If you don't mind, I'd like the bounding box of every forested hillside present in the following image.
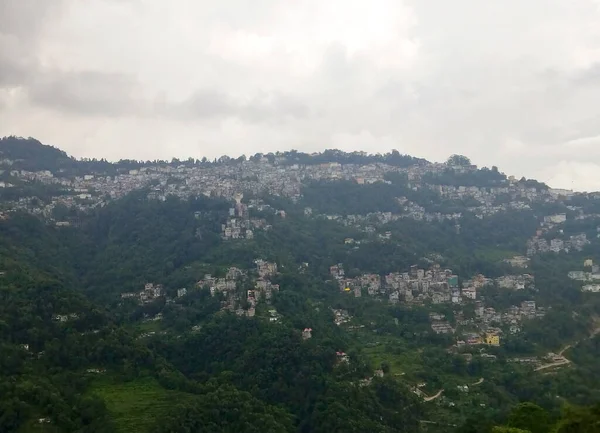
[1,137,600,432]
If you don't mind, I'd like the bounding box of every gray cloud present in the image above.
[27,70,144,117]
[0,1,63,40]
[0,31,37,87]
[164,89,309,123]
[0,0,65,84]
[0,47,31,87]
[172,89,233,119]
[572,63,600,86]
[1,0,600,190]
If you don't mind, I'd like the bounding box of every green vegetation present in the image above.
[485,402,600,433]
[1,137,599,432]
[89,377,189,433]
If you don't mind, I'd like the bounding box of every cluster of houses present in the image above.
[497,300,545,331]
[195,260,280,317]
[568,259,600,292]
[52,313,79,322]
[332,309,352,326]
[527,232,589,256]
[117,260,281,321]
[333,262,539,309]
[221,218,256,240]
[473,299,545,329]
[329,260,548,346]
[503,255,530,268]
[434,183,539,203]
[435,311,536,348]
[397,198,462,222]
[219,195,282,240]
[248,260,281,309]
[320,203,462,231]
[430,312,503,346]
[332,263,463,305]
[495,274,535,290]
[196,273,238,297]
[121,283,164,304]
[430,313,455,335]
[430,296,544,347]
[524,214,591,256]
[112,260,549,352]
[457,332,501,347]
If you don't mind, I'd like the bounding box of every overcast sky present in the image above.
[1,1,600,190]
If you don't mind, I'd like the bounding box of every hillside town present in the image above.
[117,254,551,354]
[3,147,599,324]
[0,152,596,218]
[3,141,600,428]
[2,145,600,349]
[329,261,546,348]
[2,151,599,260]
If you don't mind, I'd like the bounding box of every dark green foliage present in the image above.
[459,211,538,252]
[520,311,588,351]
[80,193,229,300]
[447,155,472,167]
[423,166,506,187]
[309,379,422,433]
[256,148,426,168]
[553,404,600,433]
[492,427,531,433]
[490,403,600,433]
[0,136,74,173]
[507,403,551,433]
[153,385,294,433]
[300,180,403,215]
[161,289,221,332]
[157,315,335,415]
[517,178,549,191]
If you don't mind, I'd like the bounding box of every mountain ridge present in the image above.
[1,135,557,192]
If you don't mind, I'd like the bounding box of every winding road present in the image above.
[534,324,600,372]
[420,377,483,402]
[423,389,444,402]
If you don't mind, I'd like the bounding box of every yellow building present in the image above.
[485,334,500,346]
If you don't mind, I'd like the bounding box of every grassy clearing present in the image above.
[473,248,520,262]
[89,376,191,433]
[133,320,163,333]
[358,334,424,379]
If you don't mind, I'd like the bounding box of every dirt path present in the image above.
[423,389,444,402]
[535,324,600,372]
[558,344,572,357]
[418,379,480,402]
[534,358,570,372]
[420,420,458,427]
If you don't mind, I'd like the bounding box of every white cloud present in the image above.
[541,161,600,192]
